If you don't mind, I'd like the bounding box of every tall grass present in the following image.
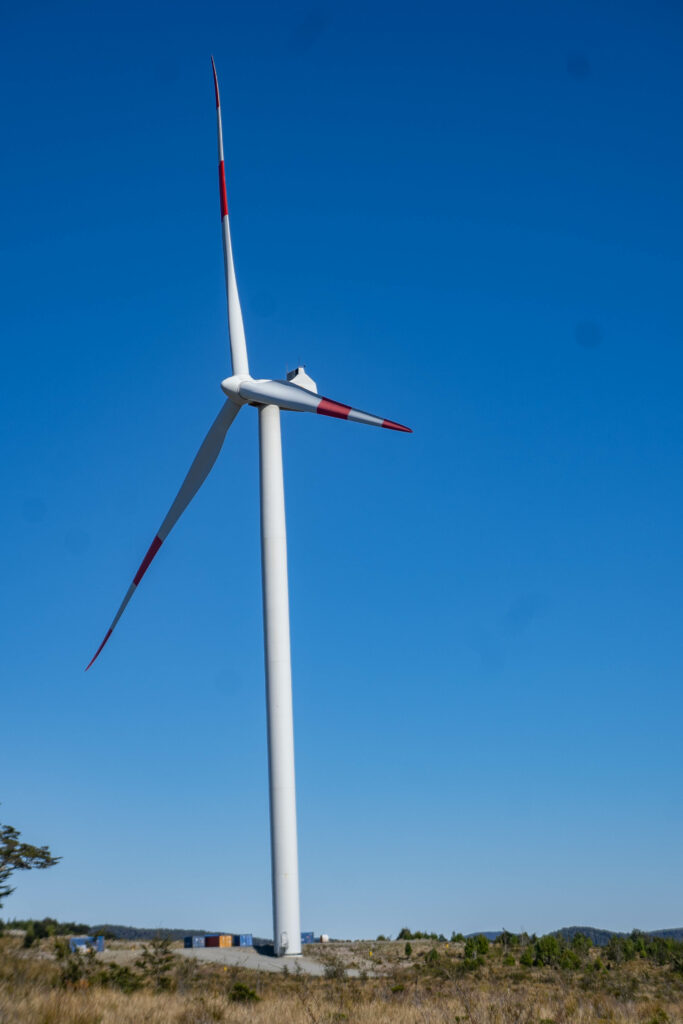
[1,936,681,1024]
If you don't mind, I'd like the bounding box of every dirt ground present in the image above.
[96,937,457,976]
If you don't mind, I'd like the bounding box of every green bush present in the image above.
[135,936,175,991]
[54,939,97,988]
[497,929,520,949]
[571,932,592,954]
[230,981,259,1003]
[465,935,489,960]
[535,935,561,966]
[95,964,142,993]
[520,947,534,967]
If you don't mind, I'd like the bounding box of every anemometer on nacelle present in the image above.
[286,366,318,394]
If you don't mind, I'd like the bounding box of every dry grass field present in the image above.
[1,933,682,1024]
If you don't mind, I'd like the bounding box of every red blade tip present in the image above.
[382,420,412,432]
[85,628,112,671]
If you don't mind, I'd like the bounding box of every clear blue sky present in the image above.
[2,0,682,939]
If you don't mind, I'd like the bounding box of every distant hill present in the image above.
[84,923,683,945]
[553,926,615,947]
[554,926,683,947]
[464,926,683,947]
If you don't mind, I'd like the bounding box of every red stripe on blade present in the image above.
[211,57,220,108]
[86,628,113,671]
[133,535,163,586]
[382,419,412,432]
[218,160,228,217]
[317,398,351,420]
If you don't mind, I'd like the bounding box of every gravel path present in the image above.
[177,945,332,975]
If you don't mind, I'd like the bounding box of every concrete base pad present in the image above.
[177,945,329,975]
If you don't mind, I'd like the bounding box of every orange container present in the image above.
[218,934,233,948]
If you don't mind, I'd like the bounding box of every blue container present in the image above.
[301,932,314,944]
[233,934,253,947]
[69,936,93,952]
[185,935,206,948]
[95,936,105,952]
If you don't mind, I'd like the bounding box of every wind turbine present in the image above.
[87,59,411,957]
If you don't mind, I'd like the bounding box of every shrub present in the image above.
[464,935,489,961]
[95,963,142,993]
[535,935,561,966]
[520,947,534,967]
[135,936,175,991]
[54,938,97,988]
[230,981,259,1002]
[571,932,593,955]
[497,929,520,949]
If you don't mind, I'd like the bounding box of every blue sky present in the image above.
[2,0,682,939]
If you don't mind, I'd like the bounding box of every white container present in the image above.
[320,934,329,943]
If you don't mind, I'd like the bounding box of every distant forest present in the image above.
[2,919,682,946]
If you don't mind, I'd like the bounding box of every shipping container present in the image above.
[184,935,206,948]
[218,934,232,947]
[232,934,253,947]
[301,932,314,944]
[205,935,220,947]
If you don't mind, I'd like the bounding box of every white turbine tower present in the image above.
[87,59,411,957]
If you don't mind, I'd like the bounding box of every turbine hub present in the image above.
[220,374,251,403]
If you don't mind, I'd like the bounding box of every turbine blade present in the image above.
[238,378,412,432]
[212,57,249,377]
[86,399,241,669]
